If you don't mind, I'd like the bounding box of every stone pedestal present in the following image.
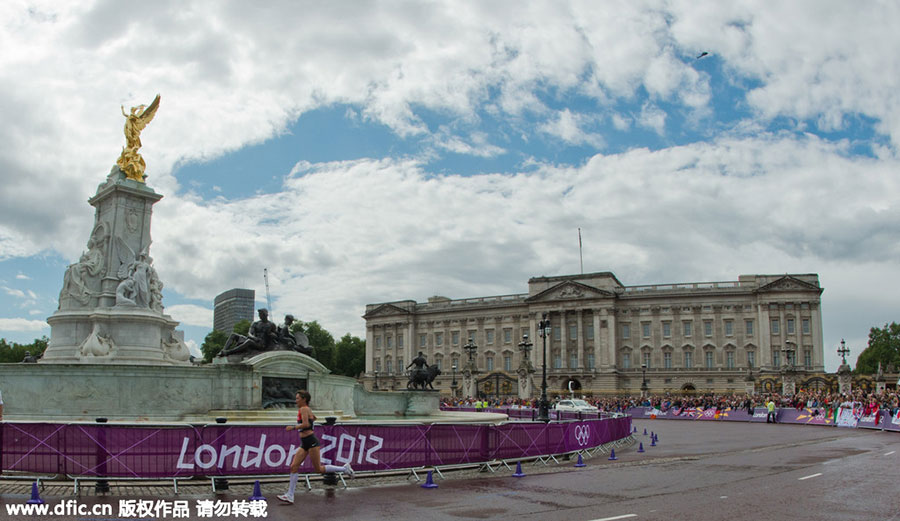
[462,370,477,399]
[781,372,796,396]
[43,167,189,365]
[838,364,852,394]
[517,364,535,399]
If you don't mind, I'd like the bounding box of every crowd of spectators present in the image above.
[441,389,900,421]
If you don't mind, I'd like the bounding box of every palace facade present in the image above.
[363,272,826,397]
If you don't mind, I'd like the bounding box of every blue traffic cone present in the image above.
[637,442,645,453]
[633,426,637,433]
[512,461,526,478]
[654,433,659,442]
[574,453,586,467]
[608,449,618,461]
[421,470,438,489]
[249,479,265,501]
[643,428,648,435]
[651,436,656,447]
[26,482,44,504]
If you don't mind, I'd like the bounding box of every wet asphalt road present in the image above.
[2,420,897,521]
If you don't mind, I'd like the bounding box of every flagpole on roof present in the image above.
[578,228,583,274]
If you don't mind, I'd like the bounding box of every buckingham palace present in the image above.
[362,271,826,398]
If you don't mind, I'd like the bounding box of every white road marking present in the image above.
[798,473,822,481]
[590,515,638,521]
[720,496,728,499]
[885,451,896,456]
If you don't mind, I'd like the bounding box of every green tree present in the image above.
[333,333,366,377]
[855,322,900,374]
[201,329,229,362]
[0,336,49,363]
[291,320,335,370]
[232,319,251,336]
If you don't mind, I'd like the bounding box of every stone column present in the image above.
[607,311,617,369]
[576,311,584,370]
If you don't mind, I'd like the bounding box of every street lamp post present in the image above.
[373,370,379,391]
[464,338,478,398]
[837,339,850,364]
[537,313,552,422]
[640,363,648,400]
[451,363,458,398]
[517,333,533,363]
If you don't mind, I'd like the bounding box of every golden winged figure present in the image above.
[116,94,160,182]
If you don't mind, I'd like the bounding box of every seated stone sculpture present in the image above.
[218,308,278,358]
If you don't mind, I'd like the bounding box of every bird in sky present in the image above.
[697,51,709,59]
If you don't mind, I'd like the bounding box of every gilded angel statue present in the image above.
[116,94,160,182]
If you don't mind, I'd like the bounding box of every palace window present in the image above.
[435,332,443,346]
[705,351,714,369]
[642,323,651,338]
[486,356,494,371]
[586,325,594,340]
[685,351,693,368]
[386,336,393,348]
[663,322,671,338]
[787,319,795,334]
[623,353,631,369]
[664,352,672,369]
[704,321,713,337]
[375,359,381,372]
[683,321,692,337]
[802,319,810,335]
[451,331,459,345]
[726,351,735,369]
[375,336,382,349]
[622,324,631,339]
[553,326,561,341]
[397,334,403,348]
[773,350,781,366]
[486,329,494,344]
[504,355,511,371]
[804,350,812,368]
[747,351,755,368]
[724,320,733,336]
[419,334,426,348]
[771,319,780,334]
[745,320,753,335]
[569,325,577,340]
[642,352,651,368]
[569,354,577,369]
[386,360,393,374]
[504,329,512,343]
[553,355,562,369]
[434,357,442,370]
[397,357,403,370]
[587,353,595,369]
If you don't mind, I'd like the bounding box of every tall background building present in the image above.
[214,288,256,333]
[363,272,826,397]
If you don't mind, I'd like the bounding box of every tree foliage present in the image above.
[0,336,49,363]
[855,322,900,374]
[291,320,335,370]
[201,329,229,362]
[232,319,251,336]
[333,333,366,377]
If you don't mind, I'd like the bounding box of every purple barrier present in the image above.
[1,416,631,477]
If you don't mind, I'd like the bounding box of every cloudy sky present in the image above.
[1,0,898,371]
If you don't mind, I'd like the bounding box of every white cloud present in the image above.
[3,287,25,299]
[0,318,48,332]
[538,109,605,148]
[15,273,30,280]
[638,102,667,134]
[165,304,213,328]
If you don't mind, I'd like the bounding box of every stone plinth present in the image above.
[44,167,190,365]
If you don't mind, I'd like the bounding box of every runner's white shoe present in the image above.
[344,463,355,478]
[277,494,294,504]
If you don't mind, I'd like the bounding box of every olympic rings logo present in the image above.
[574,424,590,446]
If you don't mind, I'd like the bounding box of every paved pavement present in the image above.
[1,420,897,520]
